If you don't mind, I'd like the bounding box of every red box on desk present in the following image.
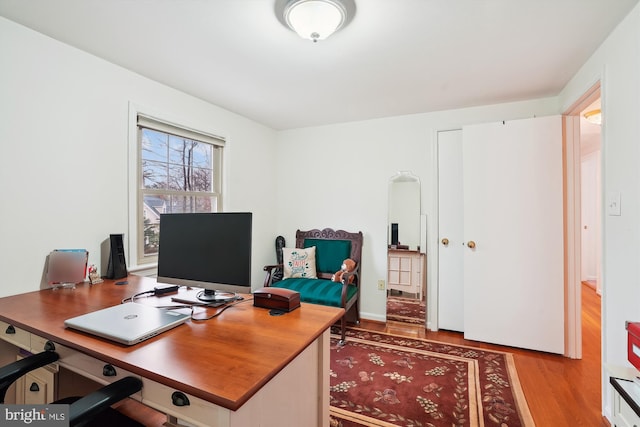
[626,321,640,371]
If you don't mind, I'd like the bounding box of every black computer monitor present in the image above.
[157,212,252,301]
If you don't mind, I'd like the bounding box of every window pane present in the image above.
[165,164,212,192]
[167,136,212,169]
[168,195,217,213]
[192,141,212,169]
[142,194,169,256]
[142,160,168,189]
[168,136,190,165]
[192,167,212,192]
[141,129,168,162]
[167,137,195,165]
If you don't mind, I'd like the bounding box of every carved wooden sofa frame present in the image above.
[263,228,363,344]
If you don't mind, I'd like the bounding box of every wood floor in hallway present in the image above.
[364,282,607,426]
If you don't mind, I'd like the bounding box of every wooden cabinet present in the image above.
[0,320,31,350]
[611,377,640,427]
[16,363,57,404]
[387,249,425,300]
[0,324,58,405]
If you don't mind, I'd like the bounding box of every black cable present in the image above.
[123,285,183,304]
[122,287,251,319]
[190,297,253,321]
[121,290,154,304]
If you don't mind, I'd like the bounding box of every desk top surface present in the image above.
[0,276,344,410]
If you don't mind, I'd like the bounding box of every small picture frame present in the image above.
[87,264,103,285]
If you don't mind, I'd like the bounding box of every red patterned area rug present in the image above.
[386,296,426,325]
[329,328,535,427]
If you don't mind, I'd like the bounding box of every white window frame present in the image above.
[128,103,225,270]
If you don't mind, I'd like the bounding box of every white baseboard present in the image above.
[360,312,386,323]
[131,267,157,278]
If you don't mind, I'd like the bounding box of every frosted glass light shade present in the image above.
[284,0,347,42]
[583,109,602,125]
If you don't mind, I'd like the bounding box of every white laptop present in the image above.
[64,302,190,345]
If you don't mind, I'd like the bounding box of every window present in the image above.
[135,114,224,266]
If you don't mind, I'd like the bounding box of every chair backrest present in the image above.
[296,228,363,279]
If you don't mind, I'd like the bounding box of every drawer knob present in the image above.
[5,325,15,334]
[44,341,56,351]
[29,382,40,392]
[103,364,117,377]
[171,391,190,407]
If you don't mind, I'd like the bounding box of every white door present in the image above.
[437,130,465,332]
[462,116,564,353]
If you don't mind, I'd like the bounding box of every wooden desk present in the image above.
[0,276,344,426]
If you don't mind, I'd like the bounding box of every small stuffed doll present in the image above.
[331,258,356,284]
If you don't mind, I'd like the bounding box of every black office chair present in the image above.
[0,350,144,427]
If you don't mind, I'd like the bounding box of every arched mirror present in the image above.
[388,171,421,249]
[386,171,426,325]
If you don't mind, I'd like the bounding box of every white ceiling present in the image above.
[1,0,637,130]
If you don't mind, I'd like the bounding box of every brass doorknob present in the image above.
[441,238,449,246]
[467,241,476,249]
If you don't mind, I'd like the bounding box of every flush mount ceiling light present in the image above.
[584,109,602,125]
[276,0,356,42]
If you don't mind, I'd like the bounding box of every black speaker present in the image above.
[106,234,128,280]
[391,223,399,245]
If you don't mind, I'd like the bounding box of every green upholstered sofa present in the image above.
[263,228,363,344]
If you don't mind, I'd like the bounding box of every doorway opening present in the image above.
[579,97,602,296]
[564,82,602,361]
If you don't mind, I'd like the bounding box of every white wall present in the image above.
[0,17,278,297]
[558,2,640,419]
[275,97,559,322]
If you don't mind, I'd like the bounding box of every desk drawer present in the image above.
[0,321,31,350]
[30,334,58,353]
[15,355,57,405]
[53,344,140,397]
[615,390,640,427]
[141,378,228,427]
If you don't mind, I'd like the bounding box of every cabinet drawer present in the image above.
[388,257,400,270]
[142,378,227,427]
[616,391,640,427]
[399,257,413,272]
[0,321,31,350]
[15,355,57,404]
[54,343,140,397]
[23,372,51,404]
[30,334,57,353]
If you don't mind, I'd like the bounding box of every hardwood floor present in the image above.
[363,282,608,426]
